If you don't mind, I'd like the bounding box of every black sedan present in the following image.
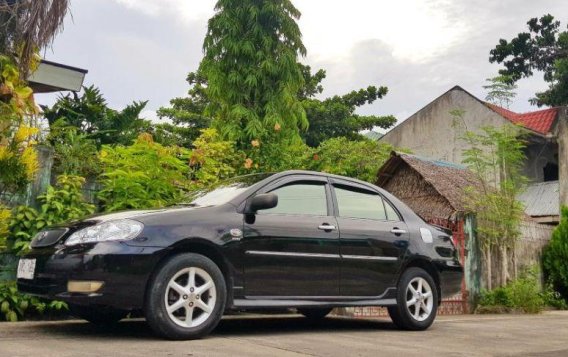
[17,170,462,340]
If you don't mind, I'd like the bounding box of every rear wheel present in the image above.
[298,307,333,320]
[388,267,438,330]
[144,253,226,340]
[69,304,127,326]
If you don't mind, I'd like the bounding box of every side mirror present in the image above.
[246,193,278,214]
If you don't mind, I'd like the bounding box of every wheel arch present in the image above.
[145,238,234,308]
[400,258,442,304]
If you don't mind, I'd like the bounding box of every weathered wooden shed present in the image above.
[376,151,483,221]
[376,151,484,313]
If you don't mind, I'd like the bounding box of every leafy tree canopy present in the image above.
[155,70,211,148]
[42,85,150,147]
[200,0,308,149]
[483,75,518,109]
[300,65,396,147]
[489,14,568,106]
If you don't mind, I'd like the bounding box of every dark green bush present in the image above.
[543,206,568,302]
[476,267,546,313]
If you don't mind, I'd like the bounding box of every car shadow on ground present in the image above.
[29,315,396,340]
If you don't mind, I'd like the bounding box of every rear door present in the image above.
[242,176,340,297]
[331,180,409,297]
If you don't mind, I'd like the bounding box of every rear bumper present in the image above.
[17,242,165,310]
[435,260,463,298]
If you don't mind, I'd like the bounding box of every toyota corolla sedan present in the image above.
[17,170,462,340]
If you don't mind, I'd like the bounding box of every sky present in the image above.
[36,0,568,131]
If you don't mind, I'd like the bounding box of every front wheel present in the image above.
[144,253,226,340]
[388,267,438,330]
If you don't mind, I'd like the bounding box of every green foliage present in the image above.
[201,0,308,151]
[155,70,212,148]
[309,137,395,183]
[0,205,10,250]
[477,267,552,314]
[483,75,518,109]
[462,125,527,288]
[98,134,190,211]
[48,125,101,177]
[188,129,241,188]
[0,55,39,199]
[0,281,67,322]
[7,175,95,255]
[300,66,396,147]
[489,14,568,106]
[543,206,568,302]
[42,85,150,148]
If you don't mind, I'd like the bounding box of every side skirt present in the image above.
[232,288,398,309]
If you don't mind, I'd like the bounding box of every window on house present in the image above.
[543,162,559,181]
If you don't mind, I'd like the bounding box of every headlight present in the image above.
[65,219,144,246]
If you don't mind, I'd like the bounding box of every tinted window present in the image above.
[334,186,387,220]
[384,199,401,221]
[261,183,328,216]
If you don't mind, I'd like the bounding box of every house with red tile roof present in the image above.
[380,86,567,224]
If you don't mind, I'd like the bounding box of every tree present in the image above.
[462,125,528,289]
[309,137,395,183]
[200,0,308,151]
[42,85,150,148]
[0,0,69,74]
[155,70,211,148]
[483,75,518,109]
[300,65,396,147]
[543,206,568,303]
[489,14,568,107]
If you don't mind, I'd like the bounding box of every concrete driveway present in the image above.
[1,311,567,356]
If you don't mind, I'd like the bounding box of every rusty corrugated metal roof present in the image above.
[517,181,560,217]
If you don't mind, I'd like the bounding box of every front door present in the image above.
[242,178,340,297]
[331,182,409,297]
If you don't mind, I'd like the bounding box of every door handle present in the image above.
[391,228,407,235]
[318,224,337,231]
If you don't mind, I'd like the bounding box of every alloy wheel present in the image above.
[164,267,217,328]
[405,277,434,322]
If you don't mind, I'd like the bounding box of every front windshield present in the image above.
[186,173,274,207]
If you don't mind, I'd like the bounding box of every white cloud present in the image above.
[297,0,469,62]
[113,0,215,22]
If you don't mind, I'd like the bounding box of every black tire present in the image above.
[298,308,333,320]
[69,304,127,326]
[388,267,438,331]
[144,253,226,340]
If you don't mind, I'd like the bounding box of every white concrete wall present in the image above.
[381,87,513,165]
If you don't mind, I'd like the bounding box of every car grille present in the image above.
[30,228,68,248]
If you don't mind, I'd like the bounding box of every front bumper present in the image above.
[17,242,166,310]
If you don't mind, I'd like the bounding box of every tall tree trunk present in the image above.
[486,246,492,290]
[500,245,509,286]
[512,242,517,280]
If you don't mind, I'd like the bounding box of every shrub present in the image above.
[0,281,67,321]
[189,129,241,188]
[476,267,546,313]
[98,133,191,211]
[0,205,10,250]
[7,175,95,255]
[309,137,395,183]
[543,206,568,302]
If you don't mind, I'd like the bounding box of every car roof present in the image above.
[267,170,376,188]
